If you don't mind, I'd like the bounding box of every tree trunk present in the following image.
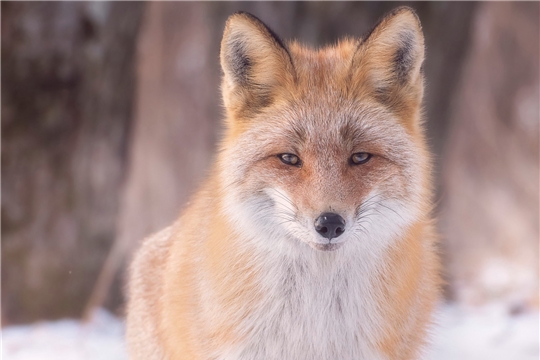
[1,2,144,323]
[440,2,539,308]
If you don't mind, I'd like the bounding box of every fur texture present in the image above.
[126,7,440,360]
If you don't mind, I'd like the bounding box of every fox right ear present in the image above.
[349,7,425,124]
[220,12,295,119]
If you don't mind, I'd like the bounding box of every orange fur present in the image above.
[376,221,440,359]
[127,7,439,359]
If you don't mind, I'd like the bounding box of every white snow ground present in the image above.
[2,303,538,360]
[427,303,539,360]
[2,309,127,360]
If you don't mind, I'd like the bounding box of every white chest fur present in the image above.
[218,247,387,360]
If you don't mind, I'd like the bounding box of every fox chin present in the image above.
[127,7,440,360]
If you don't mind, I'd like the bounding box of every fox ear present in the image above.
[350,7,425,118]
[220,12,295,118]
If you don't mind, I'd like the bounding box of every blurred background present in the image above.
[2,1,539,357]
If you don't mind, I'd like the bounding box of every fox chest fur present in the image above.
[126,7,439,360]
[206,240,400,360]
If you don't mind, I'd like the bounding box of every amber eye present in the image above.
[278,153,301,166]
[350,152,372,165]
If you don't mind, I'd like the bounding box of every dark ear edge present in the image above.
[234,11,294,67]
[350,6,425,88]
[224,11,295,85]
[360,6,421,46]
[220,11,297,118]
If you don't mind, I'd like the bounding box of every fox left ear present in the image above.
[350,7,425,121]
[220,12,295,120]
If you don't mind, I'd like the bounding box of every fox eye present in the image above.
[278,153,301,166]
[350,152,372,165]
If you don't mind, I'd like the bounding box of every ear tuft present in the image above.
[223,23,252,85]
[392,28,424,87]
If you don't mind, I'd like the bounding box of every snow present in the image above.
[427,303,539,360]
[2,309,127,360]
[2,304,538,359]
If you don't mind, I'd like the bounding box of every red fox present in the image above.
[126,7,439,360]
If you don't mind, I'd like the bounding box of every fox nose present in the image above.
[314,213,346,239]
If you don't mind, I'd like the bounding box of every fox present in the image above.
[126,7,440,360]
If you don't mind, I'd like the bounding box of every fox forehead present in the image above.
[286,39,360,93]
[238,98,412,162]
[229,39,411,152]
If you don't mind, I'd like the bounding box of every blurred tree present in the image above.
[441,2,539,308]
[6,2,537,324]
[1,2,144,323]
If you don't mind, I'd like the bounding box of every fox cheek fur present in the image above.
[126,7,439,360]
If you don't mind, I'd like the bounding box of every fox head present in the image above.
[217,8,431,255]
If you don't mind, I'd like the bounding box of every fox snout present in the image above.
[314,212,346,240]
[310,212,348,251]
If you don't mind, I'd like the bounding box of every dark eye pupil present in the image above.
[352,152,371,164]
[280,153,299,165]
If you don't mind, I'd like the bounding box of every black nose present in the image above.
[315,212,346,239]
